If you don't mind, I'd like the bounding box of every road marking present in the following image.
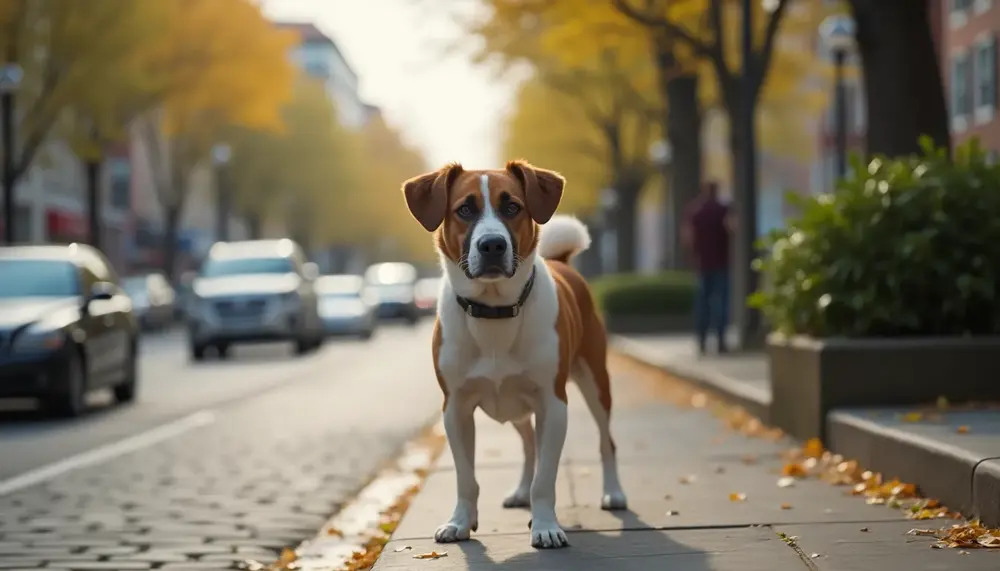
[0,410,217,496]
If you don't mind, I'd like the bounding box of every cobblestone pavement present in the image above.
[0,323,443,570]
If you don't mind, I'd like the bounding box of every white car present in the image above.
[185,239,324,360]
[316,275,378,339]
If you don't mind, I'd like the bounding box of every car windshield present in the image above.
[121,276,148,295]
[365,263,417,285]
[0,259,79,298]
[199,257,293,278]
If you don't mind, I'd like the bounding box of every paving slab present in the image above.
[393,467,575,540]
[377,527,809,571]
[566,461,910,530]
[612,333,771,420]
[773,521,1000,570]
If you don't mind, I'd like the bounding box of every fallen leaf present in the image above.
[326,527,345,537]
[907,528,937,536]
[413,551,448,560]
[394,546,413,552]
[860,527,870,532]
[780,503,793,510]
[729,492,747,502]
[781,462,807,477]
[278,548,297,564]
[803,438,824,458]
[715,466,726,474]
[957,425,970,434]
[691,393,708,408]
[666,510,680,516]
[901,412,924,423]
[664,494,673,500]
[679,474,697,484]
[741,454,758,465]
[810,553,820,559]
[777,477,796,488]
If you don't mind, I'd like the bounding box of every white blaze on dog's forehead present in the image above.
[479,174,493,214]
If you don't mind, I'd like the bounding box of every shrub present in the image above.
[750,138,1000,338]
[591,271,696,317]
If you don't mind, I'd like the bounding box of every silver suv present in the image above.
[186,239,323,361]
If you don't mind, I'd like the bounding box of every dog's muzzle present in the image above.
[473,234,512,278]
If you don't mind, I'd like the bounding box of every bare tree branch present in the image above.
[754,0,791,99]
[610,0,716,60]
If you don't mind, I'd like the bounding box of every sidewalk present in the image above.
[371,356,996,570]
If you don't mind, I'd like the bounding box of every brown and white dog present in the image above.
[401,160,627,549]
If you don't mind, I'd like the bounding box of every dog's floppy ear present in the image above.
[401,163,464,232]
[505,159,564,224]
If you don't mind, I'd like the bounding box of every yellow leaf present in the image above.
[780,503,793,510]
[901,412,924,423]
[957,425,970,434]
[278,547,297,563]
[729,492,747,502]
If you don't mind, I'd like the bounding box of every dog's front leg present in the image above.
[435,395,479,543]
[528,392,569,548]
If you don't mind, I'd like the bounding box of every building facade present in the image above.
[943,0,999,159]
[277,22,368,130]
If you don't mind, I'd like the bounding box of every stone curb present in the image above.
[827,410,1000,526]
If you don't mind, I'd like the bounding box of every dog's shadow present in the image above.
[451,508,713,571]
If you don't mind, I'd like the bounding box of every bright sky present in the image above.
[261,0,519,170]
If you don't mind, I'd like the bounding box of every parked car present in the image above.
[364,262,419,325]
[414,277,441,316]
[122,272,176,331]
[0,244,139,416]
[185,239,324,361]
[315,275,377,339]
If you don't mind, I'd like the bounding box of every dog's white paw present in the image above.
[529,520,569,549]
[600,490,628,511]
[502,488,531,508]
[434,520,476,543]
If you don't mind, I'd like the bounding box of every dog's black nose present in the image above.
[477,235,507,256]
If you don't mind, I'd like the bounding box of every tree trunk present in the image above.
[613,180,642,273]
[163,205,182,283]
[850,0,950,156]
[664,74,702,270]
[247,213,262,239]
[85,159,102,250]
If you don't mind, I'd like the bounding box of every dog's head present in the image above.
[402,160,564,283]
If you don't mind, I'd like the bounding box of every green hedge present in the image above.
[750,138,1000,337]
[591,271,696,317]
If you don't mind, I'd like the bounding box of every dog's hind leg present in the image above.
[502,417,535,508]
[573,357,627,511]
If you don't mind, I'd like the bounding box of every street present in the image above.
[0,322,443,570]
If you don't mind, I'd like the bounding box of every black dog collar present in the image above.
[456,268,536,319]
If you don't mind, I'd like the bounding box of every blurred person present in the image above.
[681,180,733,355]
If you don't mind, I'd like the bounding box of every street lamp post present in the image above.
[599,187,618,275]
[212,143,232,242]
[820,15,856,181]
[648,139,674,268]
[0,63,23,244]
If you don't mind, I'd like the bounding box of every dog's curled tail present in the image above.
[538,215,592,263]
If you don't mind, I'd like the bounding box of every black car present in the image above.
[0,244,140,416]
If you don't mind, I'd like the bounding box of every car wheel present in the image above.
[358,329,373,341]
[294,336,312,356]
[216,343,231,359]
[113,343,139,404]
[191,343,207,362]
[47,348,87,418]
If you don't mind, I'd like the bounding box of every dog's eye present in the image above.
[502,202,521,217]
[456,204,475,220]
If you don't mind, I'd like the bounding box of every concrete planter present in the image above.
[767,333,1000,442]
[603,313,692,335]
